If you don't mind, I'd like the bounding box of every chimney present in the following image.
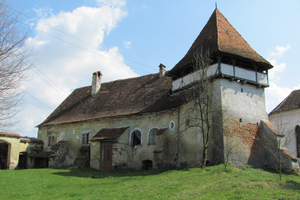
[91,71,102,96]
[159,64,166,77]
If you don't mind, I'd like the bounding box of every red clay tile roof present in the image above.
[269,89,300,115]
[38,73,183,127]
[281,148,298,161]
[169,9,272,78]
[262,120,285,137]
[90,126,129,141]
[0,132,43,143]
[0,132,20,138]
[156,128,168,135]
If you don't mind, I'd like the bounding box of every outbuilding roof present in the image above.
[269,89,300,115]
[0,132,20,138]
[90,126,129,141]
[261,120,285,137]
[169,9,272,78]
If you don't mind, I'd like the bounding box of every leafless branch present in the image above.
[0,1,31,130]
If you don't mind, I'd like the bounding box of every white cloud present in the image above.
[267,44,290,80]
[265,44,296,113]
[269,45,290,58]
[33,7,53,19]
[97,0,126,8]
[17,1,138,137]
[267,59,286,80]
[265,82,292,113]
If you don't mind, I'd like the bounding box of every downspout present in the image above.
[174,107,180,161]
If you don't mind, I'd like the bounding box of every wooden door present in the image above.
[100,141,112,170]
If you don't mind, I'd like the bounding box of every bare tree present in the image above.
[0,1,30,130]
[179,50,222,168]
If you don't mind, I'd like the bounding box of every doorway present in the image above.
[142,160,153,170]
[0,141,9,169]
[296,125,300,158]
[18,153,27,169]
[100,141,112,170]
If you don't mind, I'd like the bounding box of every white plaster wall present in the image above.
[172,64,218,91]
[172,63,268,91]
[269,109,300,157]
[220,63,234,76]
[235,67,256,82]
[257,72,268,85]
[216,79,268,124]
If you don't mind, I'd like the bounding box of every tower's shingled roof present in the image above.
[269,89,300,115]
[169,9,272,77]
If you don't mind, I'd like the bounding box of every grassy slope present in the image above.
[0,165,299,199]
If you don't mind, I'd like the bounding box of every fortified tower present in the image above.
[168,9,273,125]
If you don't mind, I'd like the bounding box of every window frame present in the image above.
[148,127,159,145]
[48,136,55,146]
[81,132,90,145]
[130,129,142,146]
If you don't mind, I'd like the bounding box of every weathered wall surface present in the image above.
[0,136,41,169]
[211,78,270,167]
[0,137,23,169]
[90,141,100,170]
[217,78,268,125]
[37,74,277,170]
[39,109,182,170]
[269,109,300,157]
[259,120,298,172]
[177,101,213,168]
[223,121,264,166]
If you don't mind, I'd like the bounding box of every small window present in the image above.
[82,133,89,145]
[131,130,142,146]
[48,136,54,146]
[169,121,175,130]
[148,128,158,145]
[186,119,190,126]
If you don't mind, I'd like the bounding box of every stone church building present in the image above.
[37,9,297,171]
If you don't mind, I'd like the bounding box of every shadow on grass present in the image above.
[52,168,172,179]
[283,180,300,191]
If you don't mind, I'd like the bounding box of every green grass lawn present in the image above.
[0,164,299,199]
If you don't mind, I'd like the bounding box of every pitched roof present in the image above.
[269,89,300,115]
[261,120,285,137]
[90,126,129,141]
[281,148,298,161]
[0,131,20,138]
[169,9,272,77]
[38,73,183,127]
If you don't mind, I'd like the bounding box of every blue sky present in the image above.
[8,0,300,137]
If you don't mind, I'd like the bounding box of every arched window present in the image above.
[131,129,142,146]
[148,128,158,145]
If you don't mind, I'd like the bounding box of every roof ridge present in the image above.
[269,94,290,115]
[216,9,268,63]
[169,8,272,77]
[269,89,300,115]
[215,8,220,52]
